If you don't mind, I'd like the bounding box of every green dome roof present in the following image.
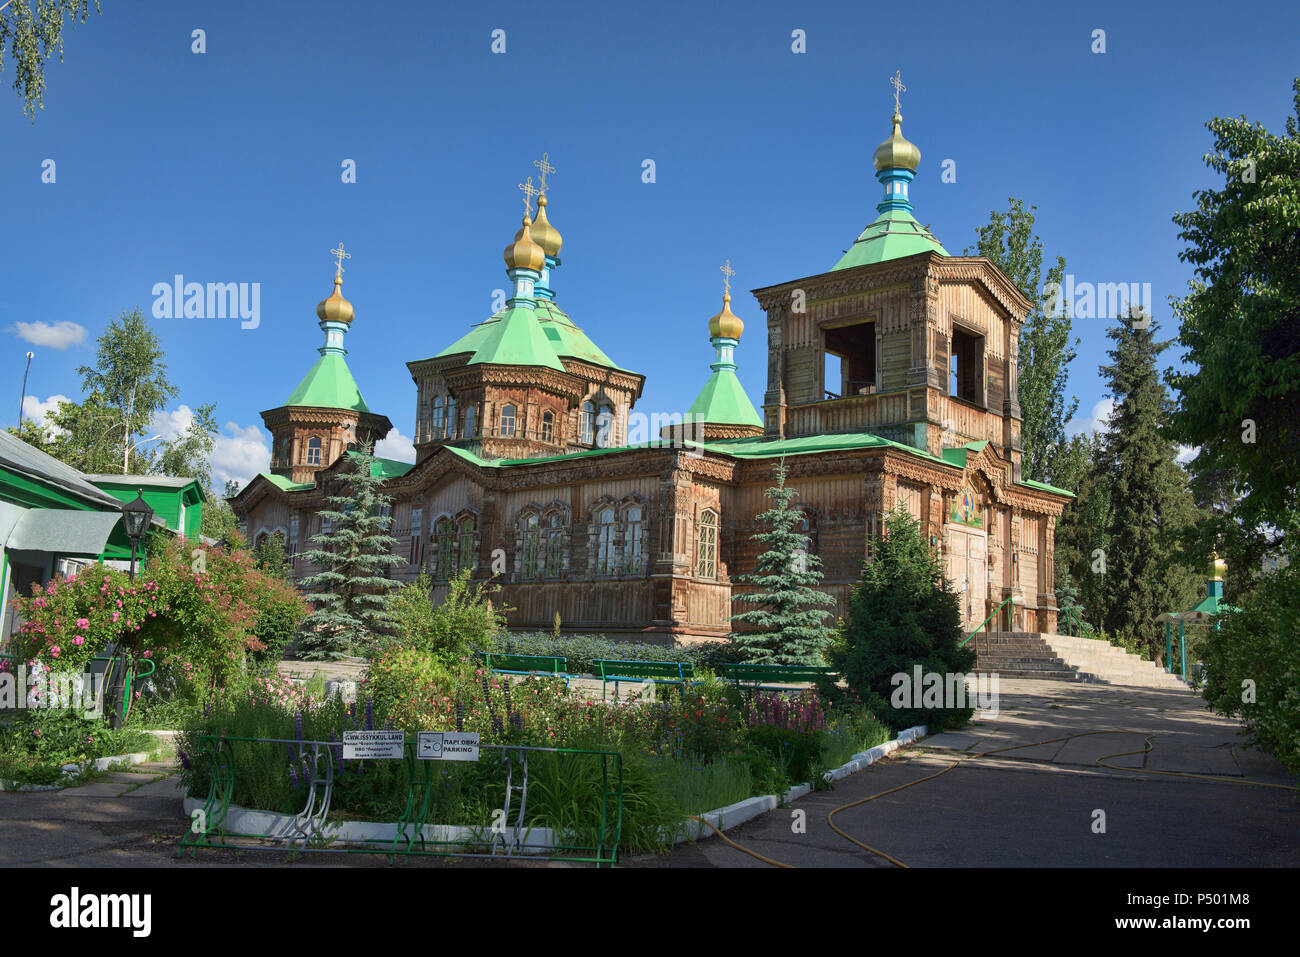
[284,353,371,412]
[432,299,629,372]
[686,368,762,428]
[831,208,948,271]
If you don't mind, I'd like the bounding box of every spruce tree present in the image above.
[727,463,836,665]
[1096,312,1202,657]
[833,506,974,732]
[295,443,402,660]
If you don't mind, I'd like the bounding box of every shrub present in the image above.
[365,648,456,733]
[833,506,975,733]
[1201,554,1300,777]
[387,570,509,665]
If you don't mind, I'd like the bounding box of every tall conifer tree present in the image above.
[296,443,402,660]
[1095,313,1201,656]
[727,463,836,665]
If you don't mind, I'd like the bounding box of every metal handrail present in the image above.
[959,595,1015,656]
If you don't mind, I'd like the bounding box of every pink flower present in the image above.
[73,636,85,646]
[76,618,89,629]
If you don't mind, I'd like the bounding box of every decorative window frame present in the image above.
[696,506,719,580]
[306,435,323,466]
[453,507,480,575]
[542,502,570,579]
[432,512,455,580]
[586,496,619,578]
[619,494,649,577]
[513,504,544,582]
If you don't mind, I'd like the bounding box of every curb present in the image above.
[677,724,927,844]
[180,796,558,854]
[0,750,151,792]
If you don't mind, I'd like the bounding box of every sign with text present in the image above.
[342,731,404,760]
[417,731,480,762]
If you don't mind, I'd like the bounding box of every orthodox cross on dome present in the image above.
[720,259,735,296]
[890,70,906,114]
[330,242,350,278]
[518,176,539,215]
[533,152,556,194]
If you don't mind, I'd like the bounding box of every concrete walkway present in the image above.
[628,678,1299,868]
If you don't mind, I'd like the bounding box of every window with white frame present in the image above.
[697,509,718,578]
[500,404,517,438]
[595,507,616,574]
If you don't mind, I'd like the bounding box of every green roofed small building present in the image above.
[0,431,171,643]
[233,93,1073,639]
[84,475,206,541]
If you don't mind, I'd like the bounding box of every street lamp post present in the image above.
[17,351,33,429]
[120,489,154,581]
[110,490,153,727]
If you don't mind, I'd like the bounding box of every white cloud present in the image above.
[210,421,270,491]
[1175,445,1198,465]
[9,320,88,350]
[1068,397,1115,437]
[150,405,195,442]
[21,393,71,437]
[375,428,415,463]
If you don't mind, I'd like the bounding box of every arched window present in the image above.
[541,410,554,443]
[446,397,457,438]
[432,396,445,439]
[456,516,476,572]
[306,436,322,465]
[624,505,644,574]
[596,507,616,575]
[435,518,453,579]
[595,405,615,448]
[545,513,565,577]
[500,404,517,438]
[521,513,540,579]
[463,404,477,438]
[697,509,718,579]
[580,401,595,444]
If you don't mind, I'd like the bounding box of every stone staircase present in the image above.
[974,631,1190,690]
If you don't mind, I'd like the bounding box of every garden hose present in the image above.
[695,729,1300,869]
[686,814,795,868]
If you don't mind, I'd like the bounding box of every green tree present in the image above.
[966,198,1079,484]
[832,506,974,733]
[153,402,218,488]
[295,443,401,660]
[1096,313,1202,657]
[1053,433,1112,629]
[199,480,242,543]
[1200,548,1300,777]
[726,463,836,665]
[0,0,100,120]
[253,529,291,581]
[1169,78,1300,549]
[76,309,178,474]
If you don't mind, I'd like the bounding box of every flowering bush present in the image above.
[744,691,830,784]
[6,536,307,715]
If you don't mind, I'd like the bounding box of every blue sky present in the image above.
[3,0,1297,488]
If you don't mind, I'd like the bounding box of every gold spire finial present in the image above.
[890,70,906,115]
[720,259,736,298]
[330,242,350,279]
[533,152,556,194]
[518,176,540,216]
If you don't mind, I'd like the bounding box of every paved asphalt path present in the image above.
[1,678,1294,868]
[629,678,1300,868]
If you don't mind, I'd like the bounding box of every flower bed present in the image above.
[178,662,890,854]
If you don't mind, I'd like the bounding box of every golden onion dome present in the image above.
[316,276,354,324]
[873,111,922,172]
[529,193,563,257]
[708,293,744,340]
[504,211,546,272]
[1210,553,1228,581]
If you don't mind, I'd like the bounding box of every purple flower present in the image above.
[178,749,191,770]
[289,762,299,788]
[365,698,374,732]
[455,698,464,733]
